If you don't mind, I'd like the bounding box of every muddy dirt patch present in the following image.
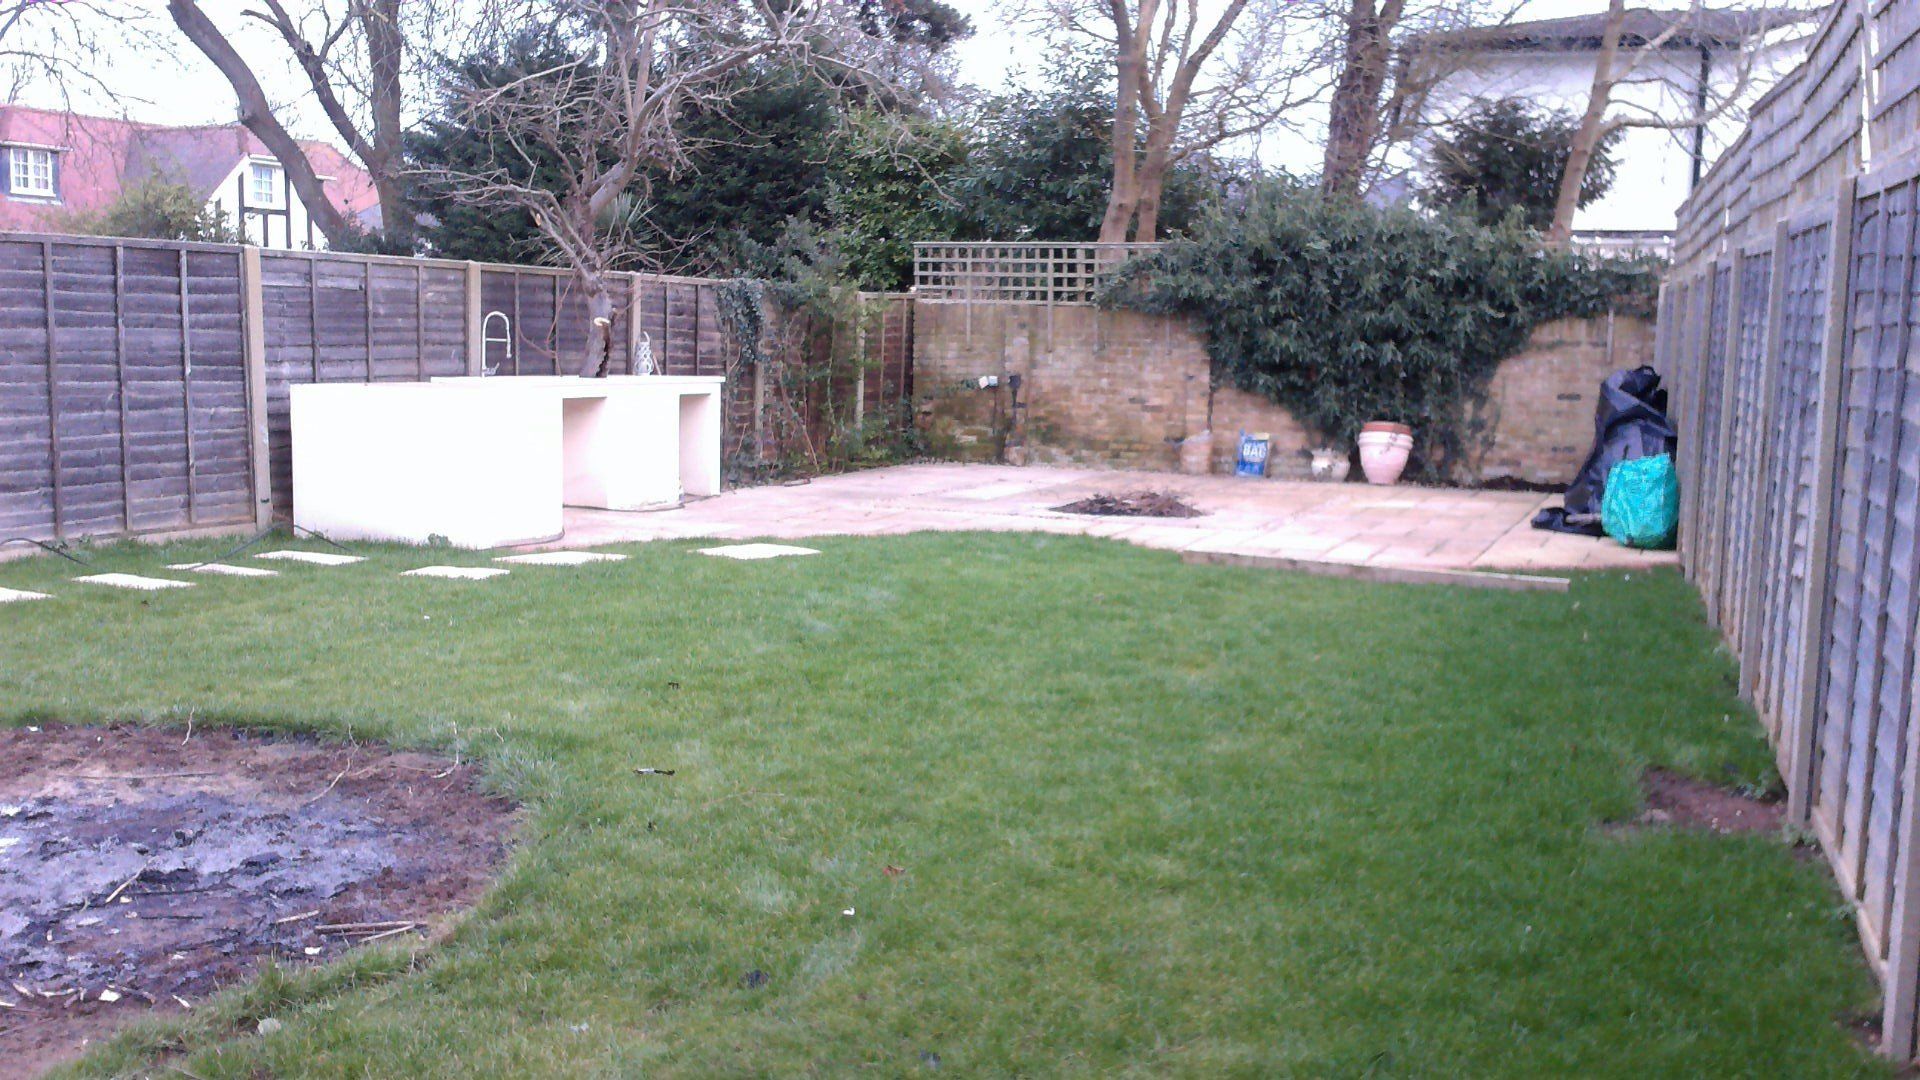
[0,723,516,1077]
[1625,767,1783,834]
[1053,491,1203,518]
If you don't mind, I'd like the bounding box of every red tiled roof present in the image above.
[0,105,378,230]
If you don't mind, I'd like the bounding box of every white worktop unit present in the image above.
[291,375,724,548]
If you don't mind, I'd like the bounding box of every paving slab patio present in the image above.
[536,463,1673,579]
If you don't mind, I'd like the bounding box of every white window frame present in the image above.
[248,160,283,209]
[8,147,56,198]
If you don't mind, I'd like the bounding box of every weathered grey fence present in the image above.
[1658,0,1920,1059]
[2,233,910,543]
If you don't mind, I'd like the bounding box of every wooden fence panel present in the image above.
[1756,219,1835,729]
[259,253,471,518]
[0,236,250,541]
[1722,249,1775,641]
[1,235,915,538]
[1696,266,1733,604]
[1661,0,1920,1055]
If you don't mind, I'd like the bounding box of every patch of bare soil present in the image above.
[1624,767,1783,834]
[1053,491,1203,518]
[0,723,517,1078]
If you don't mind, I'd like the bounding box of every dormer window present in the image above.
[249,160,282,208]
[8,146,57,198]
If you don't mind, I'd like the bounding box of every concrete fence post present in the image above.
[240,245,272,528]
[464,261,483,376]
[628,274,642,374]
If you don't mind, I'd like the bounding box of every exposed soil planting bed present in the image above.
[1630,767,1783,834]
[1053,491,1203,518]
[0,723,516,1076]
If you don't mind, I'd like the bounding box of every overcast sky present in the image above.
[11,0,1649,175]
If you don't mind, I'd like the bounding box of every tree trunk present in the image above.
[580,279,617,377]
[1321,0,1399,198]
[361,0,412,250]
[1100,27,1146,243]
[1131,122,1180,243]
[167,0,354,247]
[1549,0,1626,246]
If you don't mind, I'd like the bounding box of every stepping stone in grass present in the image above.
[697,543,821,561]
[74,573,193,591]
[494,551,627,566]
[0,586,50,603]
[402,566,510,580]
[167,563,278,578]
[254,551,363,566]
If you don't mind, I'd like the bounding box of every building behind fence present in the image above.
[0,233,911,544]
[1657,0,1920,1059]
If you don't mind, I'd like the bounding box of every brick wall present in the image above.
[914,300,1655,484]
[1467,315,1655,484]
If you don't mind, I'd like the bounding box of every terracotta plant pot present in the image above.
[1309,446,1351,482]
[1356,422,1413,485]
[1359,421,1413,437]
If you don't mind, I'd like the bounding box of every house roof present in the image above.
[0,105,378,230]
[1418,6,1818,52]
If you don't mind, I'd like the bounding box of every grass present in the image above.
[0,532,1890,1077]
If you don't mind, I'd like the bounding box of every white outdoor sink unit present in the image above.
[291,375,724,548]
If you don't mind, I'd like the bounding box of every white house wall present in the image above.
[1412,33,1808,234]
[203,157,328,251]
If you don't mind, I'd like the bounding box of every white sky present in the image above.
[8,0,1675,176]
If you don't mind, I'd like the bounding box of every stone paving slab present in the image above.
[697,543,821,560]
[255,551,364,566]
[168,563,279,578]
[536,463,1678,578]
[403,566,510,580]
[74,573,193,592]
[496,551,628,566]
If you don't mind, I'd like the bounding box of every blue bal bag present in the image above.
[1236,431,1271,477]
[1601,454,1679,549]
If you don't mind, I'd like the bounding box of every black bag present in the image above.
[1533,366,1678,537]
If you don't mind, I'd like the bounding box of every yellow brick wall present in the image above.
[914,301,1653,484]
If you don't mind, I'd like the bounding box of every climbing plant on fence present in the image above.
[1102,179,1659,479]
[715,269,922,483]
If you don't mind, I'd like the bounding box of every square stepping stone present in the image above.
[402,566,509,580]
[696,543,821,561]
[168,563,279,578]
[74,573,193,592]
[494,551,627,566]
[254,551,363,566]
[0,586,50,603]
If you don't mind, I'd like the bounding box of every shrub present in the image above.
[1421,98,1621,231]
[1102,179,1657,479]
[54,179,236,243]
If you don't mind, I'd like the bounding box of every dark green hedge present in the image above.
[1102,180,1659,479]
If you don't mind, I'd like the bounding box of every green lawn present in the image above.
[0,533,1888,1077]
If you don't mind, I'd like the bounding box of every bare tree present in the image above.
[167,1,355,244]
[418,0,873,376]
[1316,0,1515,198]
[0,1,165,109]
[236,1,416,249]
[1546,0,1768,245]
[1030,0,1318,242]
[1320,0,1404,196]
[165,0,460,249]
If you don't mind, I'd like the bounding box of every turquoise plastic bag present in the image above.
[1601,454,1679,550]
